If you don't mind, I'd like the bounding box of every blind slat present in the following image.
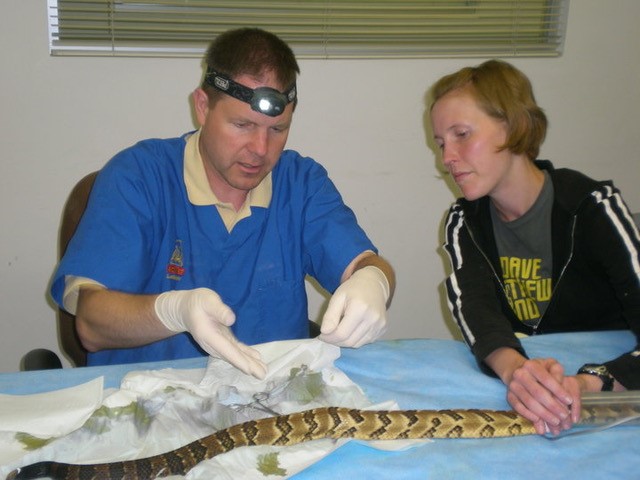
[47,0,568,58]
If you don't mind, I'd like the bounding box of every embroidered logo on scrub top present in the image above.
[166,240,185,280]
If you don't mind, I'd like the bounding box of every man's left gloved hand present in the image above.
[319,266,390,348]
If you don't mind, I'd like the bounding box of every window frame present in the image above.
[47,0,569,59]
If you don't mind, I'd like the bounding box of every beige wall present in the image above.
[1,1,639,371]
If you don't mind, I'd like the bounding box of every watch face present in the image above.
[589,365,608,375]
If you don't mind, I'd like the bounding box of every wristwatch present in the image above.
[577,363,614,391]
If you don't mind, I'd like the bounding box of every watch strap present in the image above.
[577,363,614,391]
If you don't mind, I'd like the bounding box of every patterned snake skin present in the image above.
[7,404,639,480]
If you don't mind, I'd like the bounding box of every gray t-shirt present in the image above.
[490,171,554,327]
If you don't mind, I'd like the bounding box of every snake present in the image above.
[6,404,639,480]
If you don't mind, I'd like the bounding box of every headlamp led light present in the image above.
[205,68,296,117]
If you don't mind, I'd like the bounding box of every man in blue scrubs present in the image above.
[50,28,395,378]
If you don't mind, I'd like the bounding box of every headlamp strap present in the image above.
[204,67,296,115]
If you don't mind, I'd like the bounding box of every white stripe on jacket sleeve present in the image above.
[443,206,476,346]
[592,187,640,284]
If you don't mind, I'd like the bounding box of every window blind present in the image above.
[47,0,569,58]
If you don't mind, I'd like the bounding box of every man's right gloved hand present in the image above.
[154,288,267,379]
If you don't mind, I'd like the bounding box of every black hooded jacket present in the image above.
[442,160,640,389]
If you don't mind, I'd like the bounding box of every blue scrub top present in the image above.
[50,134,376,365]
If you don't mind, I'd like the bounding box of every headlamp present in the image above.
[204,68,296,117]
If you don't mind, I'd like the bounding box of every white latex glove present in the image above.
[154,288,267,379]
[319,266,390,348]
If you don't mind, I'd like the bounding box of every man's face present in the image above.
[194,71,294,204]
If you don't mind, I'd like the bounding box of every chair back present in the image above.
[57,171,98,367]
